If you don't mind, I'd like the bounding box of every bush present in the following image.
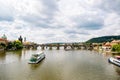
[112,44,120,52]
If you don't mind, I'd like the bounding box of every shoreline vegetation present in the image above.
[0,40,23,52]
[86,35,120,43]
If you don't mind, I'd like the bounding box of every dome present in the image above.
[1,34,7,39]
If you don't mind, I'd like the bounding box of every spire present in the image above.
[24,37,26,42]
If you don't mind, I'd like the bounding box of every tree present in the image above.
[6,40,23,50]
[0,43,6,48]
[14,40,23,49]
[6,42,14,50]
[112,44,120,52]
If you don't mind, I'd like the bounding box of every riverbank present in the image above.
[112,52,120,55]
[0,48,4,52]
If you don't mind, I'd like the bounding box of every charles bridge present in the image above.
[23,43,100,50]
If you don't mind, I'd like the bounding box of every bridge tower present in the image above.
[18,35,23,43]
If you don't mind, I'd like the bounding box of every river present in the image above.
[0,49,120,80]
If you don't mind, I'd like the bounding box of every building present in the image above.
[0,34,8,45]
[102,42,111,52]
[110,40,120,46]
[101,40,120,52]
[0,38,7,44]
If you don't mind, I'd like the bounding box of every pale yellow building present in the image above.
[110,40,120,46]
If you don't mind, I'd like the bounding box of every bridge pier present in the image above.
[77,46,81,50]
[49,47,52,50]
[56,43,60,50]
[64,44,67,50]
[41,44,45,50]
[49,44,52,50]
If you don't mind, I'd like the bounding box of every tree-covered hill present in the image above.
[86,35,120,43]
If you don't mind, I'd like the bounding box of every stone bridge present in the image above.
[24,43,96,50]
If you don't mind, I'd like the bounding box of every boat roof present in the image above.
[32,52,44,55]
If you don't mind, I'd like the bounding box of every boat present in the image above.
[108,57,120,67]
[115,56,120,59]
[28,51,45,64]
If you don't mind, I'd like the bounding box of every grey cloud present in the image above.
[99,0,120,14]
[73,14,104,30]
[44,33,55,37]
[41,0,59,17]
[0,16,14,21]
[15,26,23,29]
[40,0,59,25]
[79,20,103,30]
[64,30,89,35]
[20,0,59,28]
[0,26,3,29]
[68,34,78,39]
[20,14,51,28]
[0,2,14,21]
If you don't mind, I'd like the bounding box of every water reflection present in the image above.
[0,51,6,64]
[29,59,45,70]
[12,50,22,60]
[102,52,112,57]
[114,66,120,76]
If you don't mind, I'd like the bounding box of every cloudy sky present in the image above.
[0,0,120,43]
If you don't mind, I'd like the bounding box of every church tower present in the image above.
[18,35,23,43]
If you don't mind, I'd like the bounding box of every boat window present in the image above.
[114,60,120,64]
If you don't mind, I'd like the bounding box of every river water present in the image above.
[0,49,120,80]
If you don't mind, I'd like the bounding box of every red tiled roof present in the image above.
[104,42,111,46]
[0,38,5,41]
[0,38,8,42]
[111,40,120,43]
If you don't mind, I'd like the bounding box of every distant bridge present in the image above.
[23,43,98,50]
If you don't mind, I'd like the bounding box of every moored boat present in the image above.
[115,56,120,59]
[108,57,120,67]
[28,51,45,64]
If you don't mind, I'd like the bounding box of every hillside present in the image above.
[86,35,120,43]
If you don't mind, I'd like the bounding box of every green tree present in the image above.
[14,40,23,49]
[112,44,120,52]
[6,40,23,50]
[0,43,6,48]
[6,42,14,50]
